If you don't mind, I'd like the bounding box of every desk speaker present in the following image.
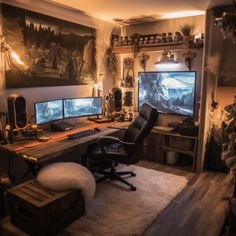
[111,87,122,112]
[7,94,27,130]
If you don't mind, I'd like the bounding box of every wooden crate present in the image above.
[7,179,85,236]
[169,136,193,150]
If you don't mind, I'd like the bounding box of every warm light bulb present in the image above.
[155,63,180,70]
[10,51,25,66]
[161,11,205,19]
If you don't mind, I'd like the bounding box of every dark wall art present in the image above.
[2,4,96,88]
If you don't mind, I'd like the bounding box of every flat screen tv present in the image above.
[35,99,63,125]
[63,97,102,118]
[138,71,196,116]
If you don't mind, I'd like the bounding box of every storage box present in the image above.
[7,179,85,236]
[169,136,193,150]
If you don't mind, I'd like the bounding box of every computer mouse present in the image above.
[94,127,101,132]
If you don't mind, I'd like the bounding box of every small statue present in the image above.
[138,53,149,71]
[143,37,149,44]
[123,36,128,46]
[128,38,133,45]
[139,37,144,45]
[111,34,119,47]
[167,32,173,43]
[155,34,162,44]
[149,36,155,44]
[118,36,123,46]
[174,31,183,42]
[161,33,167,43]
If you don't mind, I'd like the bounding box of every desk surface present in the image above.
[153,126,197,139]
[0,121,128,164]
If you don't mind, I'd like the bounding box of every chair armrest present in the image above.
[107,126,128,130]
[120,140,137,147]
[97,136,120,145]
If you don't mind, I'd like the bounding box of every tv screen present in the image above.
[139,71,196,116]
[63,97,102,118]
[35,99,63,125]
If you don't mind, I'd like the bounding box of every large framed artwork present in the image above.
[2,4,96,88]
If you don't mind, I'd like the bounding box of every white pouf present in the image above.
[37,162,96,203]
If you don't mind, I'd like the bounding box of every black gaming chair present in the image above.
[86,103,159,191]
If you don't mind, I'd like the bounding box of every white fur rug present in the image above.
[61,165,188,236]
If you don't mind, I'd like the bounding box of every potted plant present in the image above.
[179,24,194,48]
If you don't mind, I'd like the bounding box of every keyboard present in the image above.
[67,129,97,140]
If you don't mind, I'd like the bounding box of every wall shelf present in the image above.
[112,42,203,54]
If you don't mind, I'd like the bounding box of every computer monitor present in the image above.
[34,99,63,125]
[138,71,196,116]
[63,97,102,119]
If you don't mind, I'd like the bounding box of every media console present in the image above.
[142,126,198,172]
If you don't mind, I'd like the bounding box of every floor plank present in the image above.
[138,160,232,236]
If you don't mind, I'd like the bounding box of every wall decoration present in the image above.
[138,53,149,71]
[2,4,96,88]
[121,57,134,88]
[123,91,133,107]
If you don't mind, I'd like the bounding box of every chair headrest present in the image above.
[139,103,158,124]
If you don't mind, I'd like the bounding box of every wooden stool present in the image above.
[7,179,85,236]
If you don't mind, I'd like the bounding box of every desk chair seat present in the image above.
[86,103,159,191]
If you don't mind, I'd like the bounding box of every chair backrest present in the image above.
[123,103,159,144]
[122,103,158,164]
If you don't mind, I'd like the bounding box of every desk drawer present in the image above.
[169,136,193,150]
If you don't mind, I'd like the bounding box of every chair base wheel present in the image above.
[131,186,136,191]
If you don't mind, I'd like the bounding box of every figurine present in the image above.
[139,37,144,45]
[118,36,123,46]
[144,37,149,44]
[149,36,155,44]
[128,38,133,45]
[174,31,183,42]
[123,36,128,46]
[161,33,167,43]
[155,34,162,44]
[167,32,173,43]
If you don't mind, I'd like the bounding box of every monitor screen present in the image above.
[35,99,63,125]
[63,97,102,118]
[138,71,196,116]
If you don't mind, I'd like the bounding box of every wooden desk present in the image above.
[143,126,198,172]
[0,121,126,166]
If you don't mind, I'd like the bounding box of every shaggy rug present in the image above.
[60,165,188,236]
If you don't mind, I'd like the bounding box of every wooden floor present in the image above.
[1,160,232,236]
[138,160,232,236]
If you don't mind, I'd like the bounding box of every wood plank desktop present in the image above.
[0,121,128,164]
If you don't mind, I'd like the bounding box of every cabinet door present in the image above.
[142,133,164,163]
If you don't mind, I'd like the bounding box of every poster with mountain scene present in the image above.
[2,4,96,88]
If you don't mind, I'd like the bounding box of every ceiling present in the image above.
[46,0,233,25]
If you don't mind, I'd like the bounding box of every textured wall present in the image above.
[0,0,118,119]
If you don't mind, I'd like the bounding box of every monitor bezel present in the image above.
[34,99,64,125]
[138,71,197,117]
[63,96,103,119]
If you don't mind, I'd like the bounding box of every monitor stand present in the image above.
[88,115,101,121]
[87,115,113,123]
[50,120,74,132]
